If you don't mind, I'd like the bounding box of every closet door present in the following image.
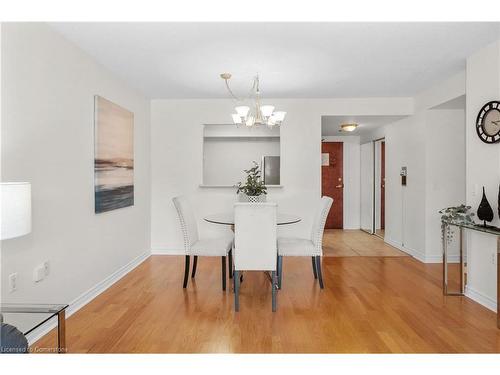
[360,142,374,234]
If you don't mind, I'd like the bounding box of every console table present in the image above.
[441,220,500,328]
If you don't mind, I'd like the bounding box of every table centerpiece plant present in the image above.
[236,161,267,203]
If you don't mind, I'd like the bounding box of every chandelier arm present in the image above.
[223,79,241,101]
[224,76,259,102]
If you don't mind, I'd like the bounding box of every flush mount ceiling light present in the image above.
[339,123,358,132]
[220,72,286,128]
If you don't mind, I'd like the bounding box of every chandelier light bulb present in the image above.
[267,115,277,127]
[273,111,286,122]
[232,114,242,124]
[245,115,255,127]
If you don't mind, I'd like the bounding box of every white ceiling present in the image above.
[49,22,500,99]
[322,115,407,136]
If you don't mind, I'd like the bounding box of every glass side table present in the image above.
[0,303,69,353]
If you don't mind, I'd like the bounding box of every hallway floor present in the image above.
[322,229,408,257]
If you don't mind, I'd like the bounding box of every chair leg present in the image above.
[191,256,198,278]
[228,249,233,279]
[272,271,277,312]
[222,256,227,291]
[183,255,190,288]
[315,256,324,289]
[312,256,318,279]
[234,270,240,312]
[277,256,283,289]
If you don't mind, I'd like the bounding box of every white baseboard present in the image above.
[26,250,151,345]
[384,238,425,262]
[384,238,460,263]
[465,286,497,312]
[151,247,184,255]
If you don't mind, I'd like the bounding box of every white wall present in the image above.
[464,40,500,311]
[360,142,374,232]
[362,71,467,262]
[1,24,151,307]
[151,98,412,252]
[383,114,427,259]
[321,136,360,229]
[425,108,465,261]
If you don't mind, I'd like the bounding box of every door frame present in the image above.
[360,137,386,235]
[373,137,385,239]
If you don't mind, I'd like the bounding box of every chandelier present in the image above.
[220,73,286,127]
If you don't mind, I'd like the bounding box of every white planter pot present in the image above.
[239,194,267,203]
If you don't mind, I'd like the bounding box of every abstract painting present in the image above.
[94,96,134,213]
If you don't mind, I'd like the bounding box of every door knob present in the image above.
[335,184,344,188]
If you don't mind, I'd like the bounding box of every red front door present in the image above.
[321,142,343,229]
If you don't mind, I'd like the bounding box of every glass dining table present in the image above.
[204,212,301,226]
[204,212,301,285]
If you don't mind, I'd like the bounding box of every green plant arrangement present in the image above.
[439,204,475,244]
[236,161,267,197]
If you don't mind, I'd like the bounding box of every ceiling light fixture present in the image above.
[220,73,286,128]
[340,123,358,132]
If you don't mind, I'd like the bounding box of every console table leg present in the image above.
[442,224,448,295]
[460,227,464,294]
[57,310,66,353]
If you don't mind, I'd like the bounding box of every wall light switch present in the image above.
[473,184,479,197]
[33,265,45,283]
[8,273,18,293]
[43,261,50,276]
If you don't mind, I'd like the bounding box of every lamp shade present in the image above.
[260,105,275,118]
[235,106,250,118]
[0,182,32,240]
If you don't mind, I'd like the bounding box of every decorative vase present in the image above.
[498,184,500,220]
[477,186,494,227]
[239,193,266,203]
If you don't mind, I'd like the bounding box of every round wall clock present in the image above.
[476,101,500,144]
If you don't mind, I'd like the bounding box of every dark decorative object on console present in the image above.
[498,184,500,220]
[477,186,494,227]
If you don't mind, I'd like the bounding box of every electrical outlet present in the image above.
[43,261,50,276]
[8,273,18,293]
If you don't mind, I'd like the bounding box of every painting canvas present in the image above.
[94,96,134,213]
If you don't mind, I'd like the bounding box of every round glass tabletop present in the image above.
[204,213,301,226]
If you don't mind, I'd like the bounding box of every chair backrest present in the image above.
[234,202,277,271]
[310,196,334,254]
[172,196,199,252]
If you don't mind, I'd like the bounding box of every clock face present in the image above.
[476,101,500,144]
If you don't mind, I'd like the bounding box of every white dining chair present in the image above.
[233,202,278,312]
[172,196,233,291]
[277,196,333,289]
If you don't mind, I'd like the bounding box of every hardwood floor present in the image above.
[34,254,500,353]
[323,229,407,257]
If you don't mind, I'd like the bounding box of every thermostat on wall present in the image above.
[400,166,407,186]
